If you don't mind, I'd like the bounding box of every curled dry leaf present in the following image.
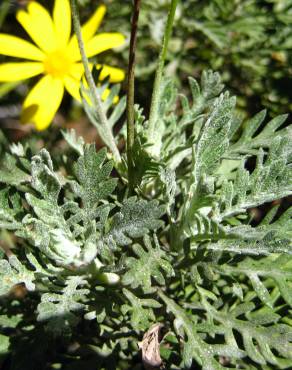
[138,323,163,369]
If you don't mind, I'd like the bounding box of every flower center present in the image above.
[43,50,72,78]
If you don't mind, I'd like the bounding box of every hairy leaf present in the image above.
[107,197,165,247]
[122,235,174,292]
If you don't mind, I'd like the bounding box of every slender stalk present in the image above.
[0,0,10,28]
[147,0,179,143]
[127,0,141,189]
[70,0,121,163]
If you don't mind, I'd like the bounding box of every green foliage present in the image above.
[0,63,291,368]
[107,198,165,247]
[216,253,292,307]
[0,189,22,230]
[37,276,89,334]
[122,288,161,330]
[81,78,126,150]
[0,2,291,368]
[218,136,291,220]
[0,255,35,296]
[0,333,9,355]
[122,235,174,292]
[0,153,30,186]
[71,145,117,220]
[103,0,292,115]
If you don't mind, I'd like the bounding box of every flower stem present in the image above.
[0,0,10,28]
[70,0,121,163]
[147,0,179,145]
[127,0,141,190]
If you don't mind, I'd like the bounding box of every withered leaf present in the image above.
[138,323,163,369]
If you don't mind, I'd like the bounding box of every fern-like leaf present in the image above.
[201,297,292,367]
[159,291,238,369]
[216,254,292,307]
[122,288,161,331]
[106,197,165,247]
[218,137,291,220]
[37,276,89,334]
[71,145,117,217]
[122,235,174,292]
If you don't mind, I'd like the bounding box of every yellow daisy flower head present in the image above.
[0,0,125,130]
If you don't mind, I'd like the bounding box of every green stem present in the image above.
[127,0,141,190]
[0,0,10,28]
[70,0,121,163]
[147,0,179,143]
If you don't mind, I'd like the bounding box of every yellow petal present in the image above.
[67,5,106,57]
[64,73,92,104]
[97,65,125,83]
[70,33,125,62]
[102,88,119,103]
[21,75,64,130]
[69,63,85,80]
[53,0,71,48]
[64,76,119,104]
[85,33,125,58]
[17,2,57,53]
[69,62,124,83]
[0,34,45,61]
[64,75,81,102]
[0,62,44,81]
[81,5,106,41]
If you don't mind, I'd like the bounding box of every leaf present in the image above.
[0,255,35,296]
[145,78,178,158]
[144,71,225,169]
[216,254,292,307]
[180,71,224,129]
[193,92,236,183]
[107,197,165,247]
[0,189,22,230]
[159,291,238,369]
[62,129,85,155]
[21,150,83,266]
[81,80,125,150]
[0,153,30,186]
[183,19,228,49]
[158,166,176,216]
[122,235,174,292]
[201,297,292,367]
[122,288,161,331]
[0,334,10,355]
[30,149,61,202]
[37,276,89,334]
[218,137,292,219]
[138,323,163,369]
[0,314,22,328]
[72,145,117,218]
[229,110,290,155]
[184,211,228,241]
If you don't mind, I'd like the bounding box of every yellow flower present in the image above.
[0,0,125,130]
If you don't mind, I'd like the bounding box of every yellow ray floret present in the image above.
[21,75,64,131]
[53,0,71,48]
[0,34,45,61]
[17,2,57,53]
[0,0,125,130]
[0,62,44,82]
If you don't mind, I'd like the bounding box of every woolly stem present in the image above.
[147,0,179,144]
[70,0,121,163]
